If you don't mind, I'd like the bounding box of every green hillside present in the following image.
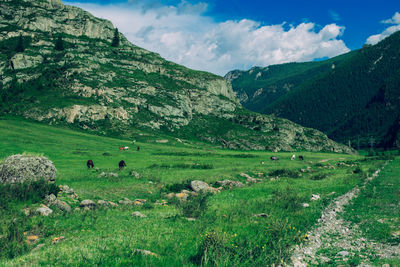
[0,118,393,266]
[227,31,400,148]
[0,0,352,153]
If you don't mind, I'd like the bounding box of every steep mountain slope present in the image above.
[226,52,356,111]
[227,32,400,148]
[0,0,352,153]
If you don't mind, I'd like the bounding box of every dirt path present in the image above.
[290,160,400,266]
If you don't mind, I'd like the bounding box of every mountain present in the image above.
[227,32,400,148]
[0,0,353,153]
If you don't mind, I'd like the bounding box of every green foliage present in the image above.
[0,216,29,260]
[310,173,327,180]
[268,168,299,178]
[0,180,59,210]
[165,180,192,193]
[175,192,211,218]
[54,35,64,51]
[15,34,24,52]
[111,28,119,47]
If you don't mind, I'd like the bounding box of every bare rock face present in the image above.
[0,154,57,184]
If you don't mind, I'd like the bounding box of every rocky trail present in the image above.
[291,160,400,266]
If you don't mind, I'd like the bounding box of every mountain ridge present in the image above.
[0,0,353,153]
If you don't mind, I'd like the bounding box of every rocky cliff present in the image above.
[0,0,354,153]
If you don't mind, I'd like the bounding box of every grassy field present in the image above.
[0,118,394,266]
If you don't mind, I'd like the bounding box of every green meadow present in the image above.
[0,118,393,266]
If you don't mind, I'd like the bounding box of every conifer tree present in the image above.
[16,34,24,52]
[55,35,64,51]
[111,28,120,47]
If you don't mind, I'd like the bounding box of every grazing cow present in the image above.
[119,147,124,151]
[124,146,129,150]
[119,160,126,170]
[291,154,296,161]
[299,155,304,161]
[137,146,140,151]
[87,160,94,168]
[270,156,279,161]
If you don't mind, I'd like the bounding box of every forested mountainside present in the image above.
[227,31,400,148]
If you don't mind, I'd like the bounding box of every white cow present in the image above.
[291,154,296,160]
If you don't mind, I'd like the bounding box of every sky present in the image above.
[63,0,400,75]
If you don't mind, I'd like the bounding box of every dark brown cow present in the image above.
[87,160,94,168]
[299,155,304,161]
[137,146,140,151]
[119,160,126,170]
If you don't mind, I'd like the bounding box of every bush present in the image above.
[310,173,327,180]
[176,192,211,218]
[165,180,192,193]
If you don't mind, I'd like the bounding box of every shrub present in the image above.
[165,180,192,193]
[176,192,211,218]
[310,173,327,180]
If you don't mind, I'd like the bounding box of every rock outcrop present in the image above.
[0,0,354,153]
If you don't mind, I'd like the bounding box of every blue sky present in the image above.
[64,0,400,75]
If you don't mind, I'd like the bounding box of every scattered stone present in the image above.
[239,173,262,184]
[254,213,268,218]
[134,249,160,258]
[186,217,196,221]
[22,207,31,216]
[302,203,310,208]
[311,194,320,201]
[36,206,53,216]
[133,199,147,205]
[155,139,169,143]
[53,200,71,212]
[0,154,57,184]
[336,251,349,257]
[382,264,390,267]
[27,235,39,244]
[80,199,96,209]
[190,180,211,192]
[176,192,188,201]
[130,171,140,178]
[118,198,133,205]
[99,172,118,178]
[155,200,168,206]
[131,211,146,218]
[52,236,65,244]
[217,180,244,189]
[59,185,74,194]
[74,207,81,212]
[108,201,118,207]
[45,194,57,204]
[166,193,175,199]
[97,200,109,206]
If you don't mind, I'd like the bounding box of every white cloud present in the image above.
[66,1,350,75]
[366,12,400,45]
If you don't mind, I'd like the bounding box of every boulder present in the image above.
[80,199,96,209]
[311,194,320,201]
[190,180,210,192]
[217,180,244,189]
[118,198,133,205]
[36,206,53,216]
[45,194,57,204]
[53,200,71,212]
[134,249,160,258]
[0,154,57,184]
[131,211,146,218]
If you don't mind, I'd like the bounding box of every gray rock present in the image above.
[129,171,140,178]
[190,180,218,193]
[217,180,244,189]
[134,249,159,258]
[302,203,310,208]
[80,199,96,209]
[59,185,74,194]
[311,194,320,201]
[36,206,53,216]
[254,213,268,218]
[45,194,57,204]
[337,251,349,257]
[53,200,71,212]
[99,172,118,178]
[0,154,57,184]
[118,198,133,205]
[131,211,146,218]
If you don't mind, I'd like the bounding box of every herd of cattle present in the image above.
[86,147,304,170]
